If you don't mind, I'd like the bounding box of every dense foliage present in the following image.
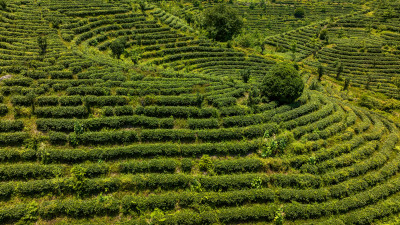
[261,63,304,104]
[202,3,244,42]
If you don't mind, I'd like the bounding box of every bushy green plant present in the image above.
[319,29,328,40]
[247,86,261,106]
[317,63,324,81]
[189,178,203,192]
[274,206,285,225]
[251,176,262,189]
[149,208,166,224]
[235,33,254,48]
[261,63,304,104]
[261,131,293,157]
[309,155,316,165]
[309,79,321,91]
[110,38,127,59]
[37,35,47,55]
[0,0,6,10]
[240,69,251,83]
[203,3,243,41]
[294,8,305,18]
[70,165,87,197]
[343,78,351,91]
[199,154,215,175]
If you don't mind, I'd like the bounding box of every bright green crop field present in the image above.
[1,0,400,224]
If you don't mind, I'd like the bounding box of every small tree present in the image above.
[37,35,47,55]
[240,68,251,83]
[336,62,343,80]
[317,64,324,81]
[294,8,305,18]
[193,0,200,7]
[203,3,244,41]
[366,73,373,90]
[319,29,328,40]
[290,41,297,54]
[259,0,267,10]
[261,63,304,104]
[110,38,126,59]
[343,77,351,91]
[48,17,62,29]
[0,0,6,10]
[139,1,147,15]
[247,86,261,106]
[249,2,256,10]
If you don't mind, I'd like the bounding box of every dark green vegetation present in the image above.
[202,3,244,41]
[0,0,400,224]
[261,63,304,103]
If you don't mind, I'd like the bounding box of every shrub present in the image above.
[294,8,305,18]
[203,3,243,41]
[0,104,8,116]
[199,154,215,175]
[37,35,47,55]
[261,63,304,104]
[240,69,251,83]
[319,29,328,41]
[0,0,6,10]
[110,38,127,59]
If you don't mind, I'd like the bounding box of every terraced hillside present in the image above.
[1,0,400,224]
[261,1,400,98]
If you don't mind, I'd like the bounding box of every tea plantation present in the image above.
[1,0,400,224]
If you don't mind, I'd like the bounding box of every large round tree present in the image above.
[202,3,243,42]
[261,63,304,104]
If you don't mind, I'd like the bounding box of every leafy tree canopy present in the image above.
[110,38,127,59]
[261,63,304,104]
[294,7,305,18]
[202,3,244,42]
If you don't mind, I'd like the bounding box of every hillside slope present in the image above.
[0,0,400,224]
